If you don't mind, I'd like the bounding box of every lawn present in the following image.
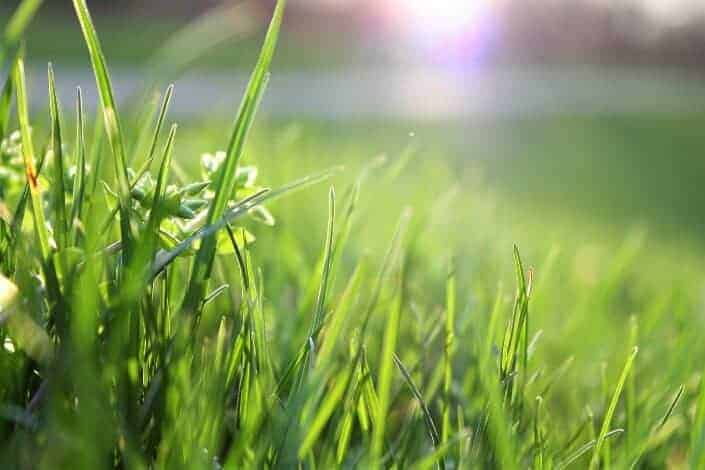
[1,0,705,468]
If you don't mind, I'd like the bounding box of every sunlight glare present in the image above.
[392,0,492,39]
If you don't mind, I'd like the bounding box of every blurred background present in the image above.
[4,0,705,264]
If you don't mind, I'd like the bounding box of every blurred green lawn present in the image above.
[164,114,705,401]
[175,113,705,250]
[166,113,705,321]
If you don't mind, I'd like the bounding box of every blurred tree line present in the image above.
[25,0,221,15]
[5,0,705,69]
[499,1,705,69]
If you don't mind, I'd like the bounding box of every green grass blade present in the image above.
[476,279,519,469]
[371,248,406,467]
[71,0,133,253]
[410,431,470,470]
[13,55,51,261]
[691,366,705,467]
[318,259,366,364]
[99,85,174,236]
[145,124,177,240]
[84,107,105,203]
[485,283,504,354]
[442,259,456,448]
[299,178,359,317]
[310,187,336,338]
[359,208,412,337]
[48,63,69,249]
[285,263,367,461]
[184,0,287,315]
[589,347,638,469]
[513,244,528,295]
[630,384,685,468]
[70,87,87,245]
[335,404,356,463]
[393,353,441,450]
[360,348,380,432]
[0,75,13,141]
[625,315,638,455]
[656,384,684,431]
[534,396,545,469]
[557,429,624,470]
[225,224,250,292]
[293,187,336,390]
[298,368,351,459]
[141,84,174,169]
[500,245,531,402]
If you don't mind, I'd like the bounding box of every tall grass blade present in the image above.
[393,353,441,451]
[371,226,407,467]
[145,124,177,242]
[225,224,250,292]
[533,396,545,469]
[70,87,87,245]
[71,0,134,254]
[318,259,366,364]
[589,347,638,469]
[13,56,50,260]
[298,178,359,316]
[141,84,174,169]
[657,384,684,431]
[442,259,456,448]
[184,0,287,315]
[557,429,624,470]
[99,85,174,235]
[48,63,69,249]
[311,186,336,339]
[294,187,335,389]
[630,384,685,468]
[0,76,13,141]
[298,369,351,459]
[691,366,705,467]
[84,107,105,205]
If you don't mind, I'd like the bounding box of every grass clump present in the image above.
[1,0,705,468]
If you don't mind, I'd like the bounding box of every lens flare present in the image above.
[391,0,492,38]
[381,0,500,66]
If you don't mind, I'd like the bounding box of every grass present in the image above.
[2,0,705,468]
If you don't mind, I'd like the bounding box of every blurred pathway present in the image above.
[21,65,705,120]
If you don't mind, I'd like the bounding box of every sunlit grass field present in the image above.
[2,0,705,468]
